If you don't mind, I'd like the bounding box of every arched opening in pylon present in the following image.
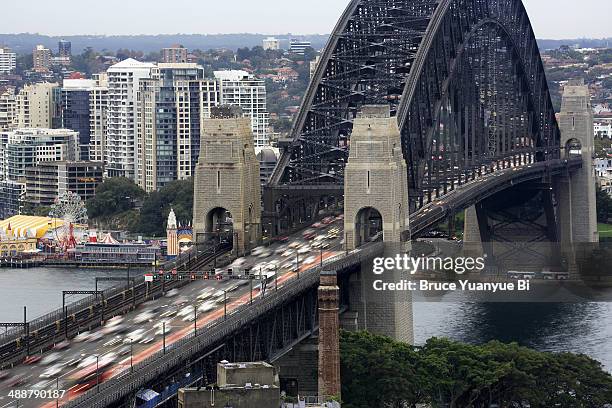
[354,207,383,248]
[565,138,583,158]
[205,207,234,244]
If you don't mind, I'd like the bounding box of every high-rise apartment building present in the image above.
[89,73,109,164]
[25,161,103,206]
[262,37,280,51]
[289,39,312,55]
[58,40,71,59]
[137,63,220,191]
[161,45,188,64]
[60,76,108,161]
[106,58,155,180]
[33,45,52,72]
[0,128,78,182]
[214,70,269,147]
[16,82,60,129]
[0,47,17,74]
[0,88,17,132]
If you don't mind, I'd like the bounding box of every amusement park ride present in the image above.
[48,191,88,253]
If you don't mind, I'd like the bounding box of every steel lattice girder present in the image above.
[269,0,560,211]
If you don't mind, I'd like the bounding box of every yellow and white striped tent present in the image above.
[0,215,66,240]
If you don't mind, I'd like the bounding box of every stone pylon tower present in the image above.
[318,271,340,400]
[343,105,413,344]
[344,105,410,250]
[166,208,179,258]
[557,79,599,244]
[193,113,262,253]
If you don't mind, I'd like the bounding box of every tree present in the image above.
[340,331,612,408]
[131,179,194,236]
[596,185,612,223]
[86,178,146,219]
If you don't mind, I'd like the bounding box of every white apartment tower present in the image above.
[214,70,270,147]
[106,58,155,180]
[89,73,109,164]
[0,47,17,74]
[263,37,280,51]
[33,45,52,72]
[0,88,17,131]
[16,82,60,129]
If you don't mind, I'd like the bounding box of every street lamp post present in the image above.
[194,305,197,335]
[162,322,166,354]
[223,290,227,320]
[95,355,99,391]
[129,338,133,372]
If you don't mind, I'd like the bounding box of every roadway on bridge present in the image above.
[0,217,346,408]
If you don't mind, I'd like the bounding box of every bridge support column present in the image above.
[343,105,410,251]
[463,206,484,255]
[557,79,599,244]
[342,106,412,343]
[193,110,262,254]
[347,257,413,343]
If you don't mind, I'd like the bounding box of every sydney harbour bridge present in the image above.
[0,1,599,407]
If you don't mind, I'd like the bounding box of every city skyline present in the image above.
[1,0,611,40]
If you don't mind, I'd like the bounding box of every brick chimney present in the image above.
[318,270,341,400]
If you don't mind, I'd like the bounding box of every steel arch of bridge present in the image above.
[269,0,560,211]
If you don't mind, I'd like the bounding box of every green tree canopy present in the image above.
[596,185,612,223]
[340,331,612,408]
[131,179,194,236]
[86,177,146,219]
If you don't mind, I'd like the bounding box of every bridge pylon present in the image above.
[343,105,413,344]
[193,109,262,254]
[343,105,410,250]
[557,79,599,245]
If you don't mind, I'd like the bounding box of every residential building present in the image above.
[137,63,215,191]
[0,88,17,131]
[289,39,312,55]
[596,158,612,196]
[214,70,269,147]
[0,180,24,219]
[33,45,52,72]
[0,128,78,182]
[161,45,188,63]
[58,40,71,59]
[89,73,109,164]
[25,161,103,206]
[0,47,17,74]
[310,55,321,79]
[106,58,155,180]
[60,76,108,160]
[263,37,280,51]
[595,120,612,139]
[16,82,60,128]
[177,362,280,408]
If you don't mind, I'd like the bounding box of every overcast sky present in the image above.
[2,0,611,39]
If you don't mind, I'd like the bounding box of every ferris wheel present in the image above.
[49,191,88,250]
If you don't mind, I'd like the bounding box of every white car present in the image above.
[303,255,317,265]
[41,352,62,366]
[298,246,311,254]
[154,321,173,335]
[124,329,146,344]
[251,246,266,256]
[177,305,195,317]
[73,331,90,343]
[198,301,215,313]
[39,364,63,379]
[281,249,294,257]
[105,316,124,327]
[197,288,215,301]
[257,250,272,258]
[134,311,154,324]
[165,289,180,298]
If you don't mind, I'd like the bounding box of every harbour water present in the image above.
[0,267,610,372]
